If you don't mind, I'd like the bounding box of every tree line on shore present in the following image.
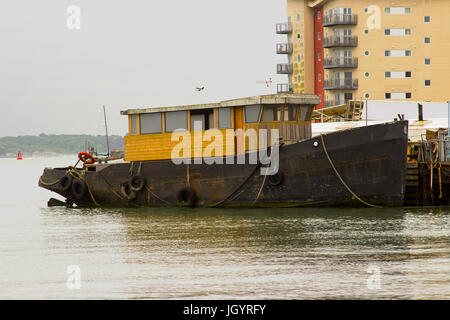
[0,134,124,157]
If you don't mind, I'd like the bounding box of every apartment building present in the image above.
[276,0,448,109]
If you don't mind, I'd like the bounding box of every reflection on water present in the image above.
[0,157,448,299]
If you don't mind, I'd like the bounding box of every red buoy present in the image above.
[17,151,23,160]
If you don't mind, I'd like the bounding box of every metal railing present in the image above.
[323,36,358,48]
[324,100,345,108]
[276,43,293,54]
[323,14,358,27]
[276,23,292,34]
[323,57,358,69]
[277,63,293,74]
[323,78,358,90]
[277,83,293,93]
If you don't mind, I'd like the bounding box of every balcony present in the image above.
[277,63,293,74]
[323,14,358,27]
[276,23,292,34]
[323,57,358,69]
[323,36,358,48]
[276,43,293,54]
[277,83,293,93]
[323,78,358,90]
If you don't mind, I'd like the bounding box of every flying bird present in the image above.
[196,86,205,92]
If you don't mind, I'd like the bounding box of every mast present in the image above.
[103,105,110,156]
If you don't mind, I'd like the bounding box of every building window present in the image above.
[425,37,431,44]
[385,28,411,36]
[385,7,411,14]
[297,75,302,83]
[217,107,232,129]
[297,54,301,63]
[140,113,162,134]
[405,50,411,56]
[297,34,301,41]
[318,32,321,40]
[365,72,370,78]
[424,16,431,22]
[425,58,431,65]
[364,51,370,56]
[385,71,412,78]
[317,11,321,20]
[365,93,370,99]
[406,93,412,99]
[318,74,322,82]
[425,80,431,86]
[297,13,301,21]
[318,53,321,61]
[385,93,391,99]
[385,50,390,57]
[364,29,369,34]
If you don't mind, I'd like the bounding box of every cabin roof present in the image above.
[120,94,321,115]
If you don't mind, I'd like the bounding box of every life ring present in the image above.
[78,152,96,165]
[60,174,73,192]
[121,183,137,200]
[268,170,284,186]
[71,179,87,199]
[177,187,197,207]
[129,174,146,192]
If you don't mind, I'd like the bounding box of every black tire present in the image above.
[128,174,146,192]
[121,183,137,200]
[71,179,87,199]
[60,174,73,192]
[177,187,197,207]
[268,170,284,186]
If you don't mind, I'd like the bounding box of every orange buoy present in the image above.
[17,151,23,160]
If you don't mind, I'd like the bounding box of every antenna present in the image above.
[256,78,273,88]
[103,105,110,156]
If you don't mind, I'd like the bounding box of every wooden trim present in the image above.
[128,115,132,135]
[161,112,166,133]
[187,111,191,131]
[136,114,141,135]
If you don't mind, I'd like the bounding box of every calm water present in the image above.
[0,156,448,299]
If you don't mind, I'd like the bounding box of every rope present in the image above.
[438,163,443,199]
[207,163,261,208]
[39,176,62,186]
[253,165,269,206]
[320,134,383,209]
[145,185,172,206]
[67,168,101,207]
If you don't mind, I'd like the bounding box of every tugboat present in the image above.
[38,94,408,208]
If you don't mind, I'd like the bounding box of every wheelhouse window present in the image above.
[284,106,298,121]
[165,111,187,132]
[190,108,214,131]
[244,105,262,123]
[131,114,138,135]
[298,106,312,121]
[217,107,232,129]
[262,105,282,122]
[140,113,162,134]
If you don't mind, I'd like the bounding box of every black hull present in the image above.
[39,121,408,208]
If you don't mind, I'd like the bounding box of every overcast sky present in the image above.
[0,0,288,137]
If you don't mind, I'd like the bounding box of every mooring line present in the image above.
[320,134,383,209]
